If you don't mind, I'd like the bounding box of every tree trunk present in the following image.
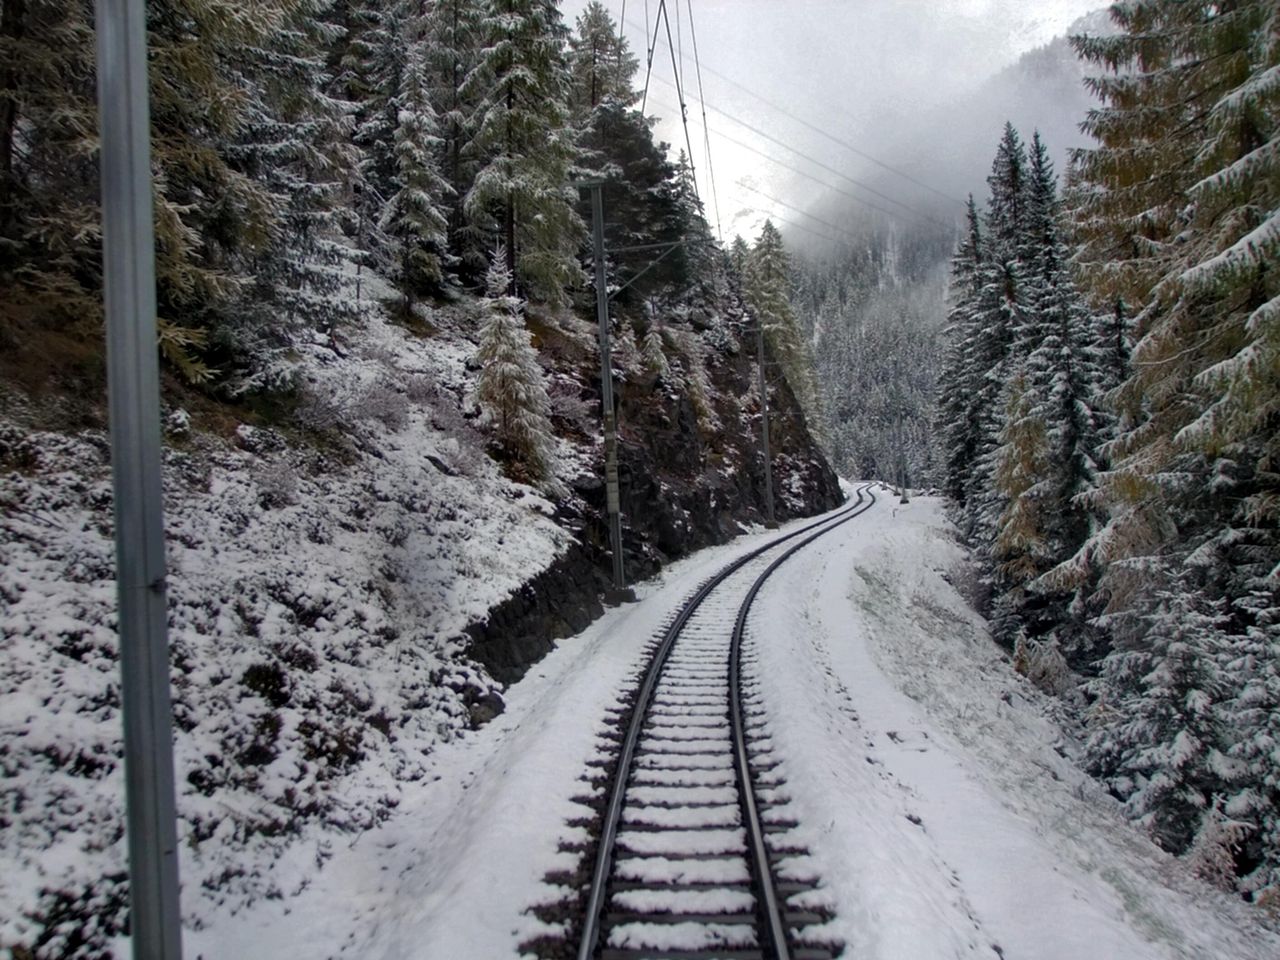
[0,0,29,233]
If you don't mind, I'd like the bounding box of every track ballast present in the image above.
[551,486,878,960]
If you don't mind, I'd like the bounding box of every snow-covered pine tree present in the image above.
[997,132,1106,657]
[1225,587,1280,901]
[986,122,1028,263]
[464,0,584,304]
[379,33,454,305]
[1069,0,1279,631]
[747,220,822,435]
[567,0,638,122]
[1,0,350,387]
[641,322,672,383]
[936,197,987,504]
[220,0,359,394]
[1102,586,1234,854]
[420,0,486,277]
[1068,6,1279,890]
[474,247,556,482]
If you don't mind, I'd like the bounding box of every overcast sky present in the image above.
[561,0,1105,244]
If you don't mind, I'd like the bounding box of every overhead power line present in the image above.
[647,92,914,226]
[621,15,966,209]
[733,180,867,244]
[684,0,723,241]
[651,73,950,228]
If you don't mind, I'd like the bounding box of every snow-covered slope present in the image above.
[195,490,1279,959]
[1,302,570,953]
[1,251,840,955]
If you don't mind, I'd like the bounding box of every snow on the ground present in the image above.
[182,511,809,959]
[184,489,1280,960]
[753,490,1280,960]
[0,296,578,954]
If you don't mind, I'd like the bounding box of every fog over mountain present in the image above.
[562,1,1111,246]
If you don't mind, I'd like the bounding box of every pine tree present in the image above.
[379,33,454,304]
[0,0,351,388]
[1225,587,1280,900]
[641,323,671,383]
[220,0,358,393]
[420,0,485,276]
[999,133,1106,658]
[936,197,987,504]
[474,246,556,482]
[746,220,822,433]
[1069,0,1280,631]
[1097,587,1234,854]
[464,0,584,304]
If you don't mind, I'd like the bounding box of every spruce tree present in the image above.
[936,197,986,504]
[474,246,557,482]
[464,0,584,304]
[1105,587,1233,854]
[379,34,454,304]
[1002,133,1105,658]
[746,220,822,434]
[421,0,485,276]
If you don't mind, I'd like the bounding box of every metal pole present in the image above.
[756,316,777,527]
[590,184,626,591]
[94,2,184,957]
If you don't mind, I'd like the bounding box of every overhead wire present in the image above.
[646,91,910,226]
[685,0,724,241]
[620,14,966,212]
[658,0,704,211]
[733,180,867,244]
[651,73,950,228]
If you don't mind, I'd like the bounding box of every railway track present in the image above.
[566,485,879,960]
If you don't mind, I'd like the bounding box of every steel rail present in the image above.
[576,484,878,960]
[729,485,878,959]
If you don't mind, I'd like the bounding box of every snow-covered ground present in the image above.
[182,490,1278,959]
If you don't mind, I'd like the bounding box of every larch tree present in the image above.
[567,0,638,122]
[464,0,583,304]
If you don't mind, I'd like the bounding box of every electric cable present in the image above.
[686,0,724,241]
[620,14,966,209]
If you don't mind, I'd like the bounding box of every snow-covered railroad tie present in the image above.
[529,486,879,960]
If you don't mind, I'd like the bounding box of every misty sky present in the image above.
[562,0,1105,244]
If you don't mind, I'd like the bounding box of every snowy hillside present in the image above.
[0,257,838,955]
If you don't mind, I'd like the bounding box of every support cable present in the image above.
[648,92,909,225]
[640,0,663,113]
[622,14,966,209]
[734,180,868,244]
[657,73,948,226]
[659,0,704,210]
[686,0,723,241]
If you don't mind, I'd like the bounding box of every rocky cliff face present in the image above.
[467,296,842,684]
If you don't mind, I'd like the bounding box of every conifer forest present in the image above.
[1,1,1279,957]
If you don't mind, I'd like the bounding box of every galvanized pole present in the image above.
[95,2,184,957]
[756,316,777,527]
[590,184,626,591]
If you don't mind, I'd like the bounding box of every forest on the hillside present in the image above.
[931,0,1279,901]
[0,0,817,470]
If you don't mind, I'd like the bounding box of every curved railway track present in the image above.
[573,485,879,960]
